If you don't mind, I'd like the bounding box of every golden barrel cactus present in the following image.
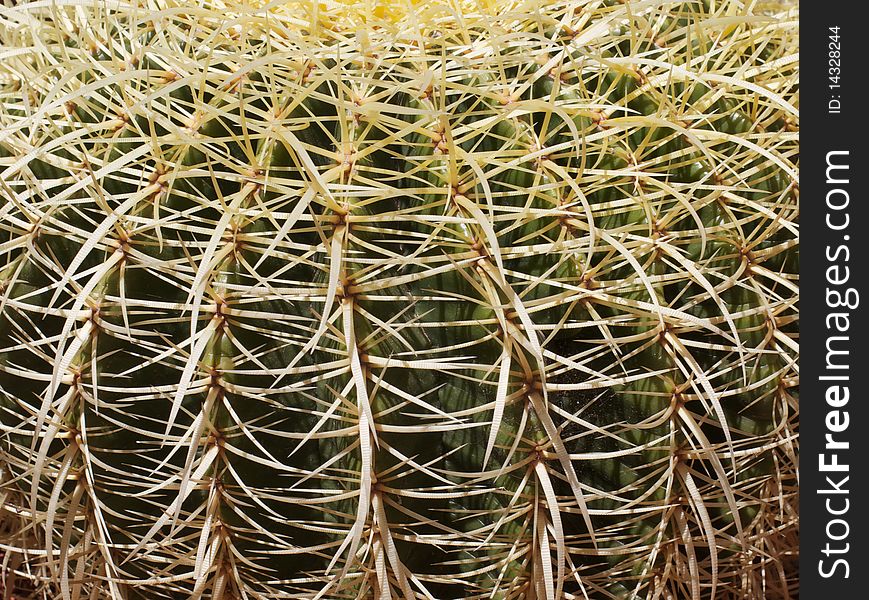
[0,1,798,598]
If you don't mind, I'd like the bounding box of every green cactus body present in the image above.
[0,1,798,599]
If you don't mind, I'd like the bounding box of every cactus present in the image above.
[0,1,798,598]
